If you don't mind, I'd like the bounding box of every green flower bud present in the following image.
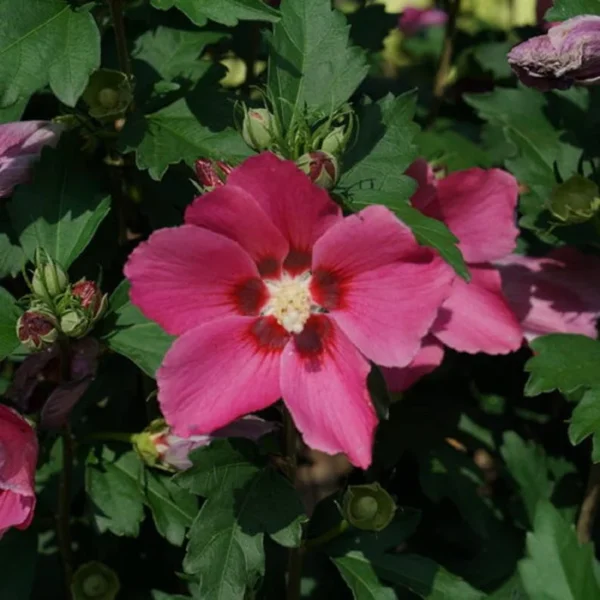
[60,309,91,339]
[31,257,68,302]
[71,561,120,600]
[242,108,277,151]
[549,175,600,225]
[321,126,346,155]
[17,310,58,351]
[343,483,396,532]
[296,151,339,190]
[82,69,133,121]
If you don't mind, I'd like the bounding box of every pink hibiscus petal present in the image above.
[432,265,523,354]
[381,336,445,392]
[158,316,287,436]
[226,153,342,274]
[427,169,519,263]
[0,491,35,537]
[406,158,438,212]
[125,225,269,335]
[311,205,454,367]
[185,185,289,278]
[496,249,600,340]
[280,315,376,469]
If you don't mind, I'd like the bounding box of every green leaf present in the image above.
[268,0,368,127]
[547,0,600,19]
[102,283,174,378]
[339,93,469,279]
[175,439,263,497]
[0,0,100,107]
[150,0,279,27]
[524,334,600,396]
[332,552,396,600]
[0,528,37,600]
[0,287,22,361]
[568,387,600,460]
[0,209,25,278]
[85,447,145,537]
[0,98,27,123]
[8,138,111,269]
[500,432,552,523]
[119,97,252,180]
[142,470,198,546]
[152,592,191,600]
[133,27,227,83]
[519,500,600,600]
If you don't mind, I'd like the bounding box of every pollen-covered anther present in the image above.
[264,274,313,334]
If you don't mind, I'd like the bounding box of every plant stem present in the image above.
[577,463,600,543]
[57,425,74,598]
[79,431,136,444]
[304,519,349,550]
[108,0,132,79]
[426,0,462,127]
[283,407,303,600]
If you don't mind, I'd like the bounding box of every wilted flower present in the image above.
[125,153,453,468]
[508,16,600,91]
[0,121,63,197]
[296,151,338,190]
[384,160,522,392]
[242,108,278,151]
[0,405,38,538]
[17,310,58,351]
[134,416,275,471]
[195,158,234,190]
[398,7,448,36]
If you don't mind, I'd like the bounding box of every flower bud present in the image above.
[508,16,600,91]
[72,280,107,321]
[242,108,277,151]
[342,483,396,532]
[31,259,68,302]
[60,309,91,339]
[195,159,234,190]
[71,561,120,600]
[398,7,448,37]
[549,175,600,224]
[296,151,339,190]
[321,126,346,156]
[17,310,58,351]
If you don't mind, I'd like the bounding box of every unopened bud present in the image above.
[17,311,58,351]
[343,483,396,532]
[296,151,339,190]
[72,280,107,321]
[71,561,120,600]
[195,159,234,190]
[60,309,91,339]
[549,175,600,225]
[31,259,68,302]
[242,108,277,151]
[321,126,346,156]
[508,16,600,91]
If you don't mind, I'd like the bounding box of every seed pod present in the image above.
[342,482,396,532]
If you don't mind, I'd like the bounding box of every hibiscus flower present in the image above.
[125,153,453,468]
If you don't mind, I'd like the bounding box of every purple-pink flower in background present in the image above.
[384,160,523,392]
[398,7,448,36]
[125,153,454,468]
[0,405,38,538]
[508,15,600,91]
[0,121,63,198]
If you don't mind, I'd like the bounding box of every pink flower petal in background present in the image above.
[311,205,453,367]
[496,248,600,340]
[158,316,286,437]
[382,336,445,393]
[185,184,289,276]
[424,168,519,263]
[227,153,342,274]
[399,7,448,36]
[405,158,437,211]
[125,225,268,335]
[280,316,375,469]
[0,121,63,198]
[0,405,38,538]
[432,265,523,354]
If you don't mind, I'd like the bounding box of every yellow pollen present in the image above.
[264,275,312,334]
